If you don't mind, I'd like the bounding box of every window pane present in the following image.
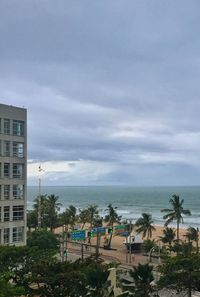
[4,206,10,222]
[4,119,10,134]
[4,185,10,200]
[4,163,10,177]
[13,185,24,199]
[13,142,24,158]
[3,141,10,157]
[4,228,9,244]
[13,120,24,136]
[13,164,24,178]
[13,227,24,242]
[13,205,24,221]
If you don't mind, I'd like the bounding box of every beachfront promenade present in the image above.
[57,224,190,266]
[62,234,157,266]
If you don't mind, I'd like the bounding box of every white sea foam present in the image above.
[27,185,200,228]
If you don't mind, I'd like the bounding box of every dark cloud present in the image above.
[0,0,200,185]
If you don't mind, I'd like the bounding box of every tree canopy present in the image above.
[161,195,191,241]
[135,213,156,239]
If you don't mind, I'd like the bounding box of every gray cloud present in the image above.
[1,0,200,185]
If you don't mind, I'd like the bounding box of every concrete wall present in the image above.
[0,103,27,246]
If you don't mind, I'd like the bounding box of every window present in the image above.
[13,205,24,221]
[4,185,10,200]
[0,140,1,155]
[3,141,10,157]
[13,163,24,178]
[0,185,1,199]
[13,227,24,242]
[0,207,1,221]
[4,163,10,178]
[4,228,9,244]
[13,185,24,199]
[13,120,24,136]
[4,206,10,222]
[13,142,24,158]
[4,119,10,134]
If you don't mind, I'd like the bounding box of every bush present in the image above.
[27,230,59,250]
[143,239,158,254]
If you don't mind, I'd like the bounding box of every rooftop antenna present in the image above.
[38,165,45,230]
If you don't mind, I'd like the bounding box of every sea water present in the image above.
[27,186,200,228]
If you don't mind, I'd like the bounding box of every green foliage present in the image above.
[78,205,102,230]
[33,194,62,231]
[170,241,194,256]
[0,273,25,297]
[81,258,110,297]
[185,226,199,253]
[45,194,62,231]
[159,227,176,246]
[161,195,191,241]
[105,204,121,248]
[159,248,200,297]
[126,263,157,297]
[20,258,87,297]
[10,252,110,297]
[27,209,38,231]
[58,205,77,229]
[135,213,156,239]
[0,246,29,273]
[79,207,90,229]
[143,239,158,254]
[33,194,48,228]
[27,230,59,251]
[105,204,121,226]
[0,242,112,297]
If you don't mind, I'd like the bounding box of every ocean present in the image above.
[27,186,200,228]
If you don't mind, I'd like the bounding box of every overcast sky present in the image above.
[1,0,200,186]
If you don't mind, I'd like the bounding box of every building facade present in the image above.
[0,104,27,246]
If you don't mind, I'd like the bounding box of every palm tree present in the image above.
[79,206,103,230]
[104,204,121,248]
[59,205,77,230]
[128,263,155,297]
[33,195,48,229]
[161,195,191,241]
[185,226,199,253]
[78,208,88,230]
[46,195,62,232]
[27,210,38,232]
[105,204,121,226]
[160,227,176,247]
[86,205,100,228]
[135,213,156,239]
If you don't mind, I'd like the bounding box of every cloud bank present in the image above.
[1,0,200,185]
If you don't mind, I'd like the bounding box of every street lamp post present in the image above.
[38,165,44,230]
[126,219,133,264]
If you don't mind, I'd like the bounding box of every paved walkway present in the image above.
[66,235,159,267]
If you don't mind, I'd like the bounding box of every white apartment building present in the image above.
[0,103,27,246]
